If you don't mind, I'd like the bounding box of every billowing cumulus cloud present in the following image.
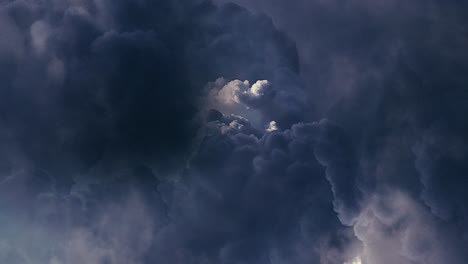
[2,0,468,263]
[211,0,468,263]
[205,78,306,128]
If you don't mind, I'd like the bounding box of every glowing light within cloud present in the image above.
[266,121,278,132]
[344,256,362,264]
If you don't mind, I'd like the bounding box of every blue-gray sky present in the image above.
[1,0,468,263]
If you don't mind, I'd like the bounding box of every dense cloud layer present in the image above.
[213,0,468,263]
[0,0,302,178]
[1,0,468,263]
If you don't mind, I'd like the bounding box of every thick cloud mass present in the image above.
[1,0,468,263]
[212,0,468,263]
[0,0,300,178]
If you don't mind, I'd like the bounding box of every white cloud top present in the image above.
[266,121,278,132]
[214,79,249,105]
[211,79,270,106]
[206,78,271,129]
[249,80,269,97]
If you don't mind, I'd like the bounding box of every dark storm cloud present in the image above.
[1,0,193,182]
[3,0,468,263]
[0,0,344,263]
[212,0,468,262]
[147,114,360,264]
[0,0,300,182]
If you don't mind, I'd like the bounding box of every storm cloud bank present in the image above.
[1,0,468,263]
